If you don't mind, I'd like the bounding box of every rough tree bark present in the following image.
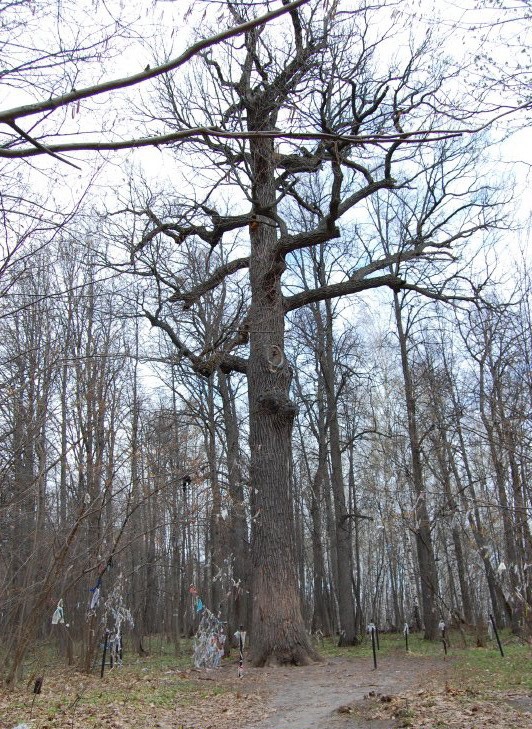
[246,107,319,662]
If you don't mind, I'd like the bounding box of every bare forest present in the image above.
[1,0,531,689]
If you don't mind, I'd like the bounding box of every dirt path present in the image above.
[1,649,529,729]
[227,655,447,729]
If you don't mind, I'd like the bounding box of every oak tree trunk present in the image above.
[247,125,317,665]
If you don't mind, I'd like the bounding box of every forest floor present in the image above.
[1,634,530,729]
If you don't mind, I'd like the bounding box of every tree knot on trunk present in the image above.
[265,344,285,372]
[261,259,287,300]
[257,391,298,420]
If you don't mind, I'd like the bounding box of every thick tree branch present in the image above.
[276,178,395,258]
[284,252,477,314]
[277,223,341,257]
[283,0,304,52]
[144,309,248,376]
[134,211,252,253]
[337,178,396,217]
[0,128,463,160]
[284,274,403,312]
[349,240,448,280]
[169,256,250,308]
[0,0,309,126]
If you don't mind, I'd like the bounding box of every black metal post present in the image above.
[30,677,43,718]
[238,625,244,678]
[371,627,377,669]
[489,614,504,657]
[404,624,409,653]
[101,630,109,678]
[375,626,380,650]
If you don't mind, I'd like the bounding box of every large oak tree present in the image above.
[117,1,501,663]
[1,0,519,669]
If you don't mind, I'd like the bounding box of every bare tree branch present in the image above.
[283,273,403,312]
[0,0,309,126]
[7,121,81,170]
[0,128,464,160]
[144,308,248,375]
[169,256,250,308]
